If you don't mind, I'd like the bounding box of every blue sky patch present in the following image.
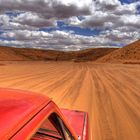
[119,0,139,4]
[40,21,102,36]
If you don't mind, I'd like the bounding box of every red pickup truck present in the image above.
[0,88,88,140]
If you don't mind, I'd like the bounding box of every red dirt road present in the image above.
[0,61,140,140]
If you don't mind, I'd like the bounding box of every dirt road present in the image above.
[0,61,140,140]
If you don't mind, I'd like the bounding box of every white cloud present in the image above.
[13,12,57,28]
[67,17,82,26]
[79,0,140,29]
[0,0,139,50]
[0,0,91,18]
[119,14,140,28]
[0,29,126,51]
[114,1,138,15]
[0,14,9,26]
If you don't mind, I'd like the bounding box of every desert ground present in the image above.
[0,61,140,140]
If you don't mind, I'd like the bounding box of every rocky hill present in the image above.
[97,40,140,63]
[0,46,117,61]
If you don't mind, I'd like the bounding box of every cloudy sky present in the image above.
[0,0,140,51]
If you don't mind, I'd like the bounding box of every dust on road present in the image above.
[0,61,140,140]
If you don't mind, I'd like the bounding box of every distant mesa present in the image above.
[0,39,140,64]
[0,46,116,62]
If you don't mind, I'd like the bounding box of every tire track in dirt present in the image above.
[56,64,87,106]
[103,69,140,111]
[8,67,71,88]
[0,63,71,87]
[46,64,84,106]
[95,67,140,140]
[0,62,140,140]
[91,69,115,140]
[32,67,77,93]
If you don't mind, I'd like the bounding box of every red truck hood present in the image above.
[61,109,88,140]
